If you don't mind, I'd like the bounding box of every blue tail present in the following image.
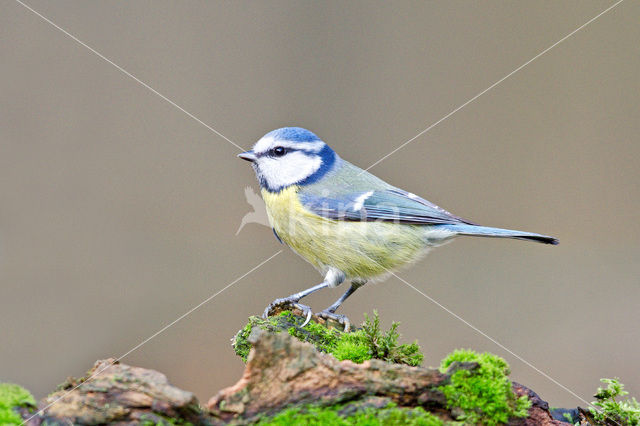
[438,224,558,245]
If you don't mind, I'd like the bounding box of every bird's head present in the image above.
[238,127,337,192]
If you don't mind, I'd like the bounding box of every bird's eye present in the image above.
[272,146,286,157]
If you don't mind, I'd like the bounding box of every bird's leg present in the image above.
[262,281,329,321]
[263,269,346,323]
[317,280,367,332]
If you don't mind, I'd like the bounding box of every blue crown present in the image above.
[265,127,321,143]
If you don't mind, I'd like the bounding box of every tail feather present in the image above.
[439,224,558,245]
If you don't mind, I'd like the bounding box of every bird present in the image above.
[238,127,557,329]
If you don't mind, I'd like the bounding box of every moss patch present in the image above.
[233,311,342,362]
[589,378,639,425]
[233,311,423,367]
[0,383,36,425]
[333,312,422,366]
[439,350,530,425]
[257,401,443,425]
[233,312,539,424]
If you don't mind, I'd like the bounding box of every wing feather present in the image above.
[299,188,473,225]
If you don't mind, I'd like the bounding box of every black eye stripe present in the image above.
[262,146,291,157]
[255,146,308,158]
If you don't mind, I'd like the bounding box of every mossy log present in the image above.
[210,330,564,425]
[12,311,580,425]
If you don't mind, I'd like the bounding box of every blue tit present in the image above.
[238,127,557,327]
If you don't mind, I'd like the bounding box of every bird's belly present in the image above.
[261,187,444,279]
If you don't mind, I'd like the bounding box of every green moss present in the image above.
[0,383,36,425]
[562,411,575,423]
[233,318,260,362]
[233,311,342,362]
[438,350,530,425]
[333,332,372,364]
[257,402,443,425]
[284,313,341,352]
[332,312,422,366]
[589,378,639,425]
[233,311,423,367]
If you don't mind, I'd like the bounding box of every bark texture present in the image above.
[19,317,580,425]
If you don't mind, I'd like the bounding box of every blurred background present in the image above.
[1,0,638,408]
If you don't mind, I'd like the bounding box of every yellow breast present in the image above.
[261,187,430,280]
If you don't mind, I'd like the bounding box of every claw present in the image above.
[300,309,312,327]
[262,297,314,321]
[317,310,351,333]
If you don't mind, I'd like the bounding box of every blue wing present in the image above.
[299,188,473,225]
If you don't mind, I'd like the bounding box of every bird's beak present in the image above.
[237,150,257,162]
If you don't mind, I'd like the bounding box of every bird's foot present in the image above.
[317,310,351,333]
[262,297,313,325]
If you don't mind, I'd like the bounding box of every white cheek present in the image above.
[258,152,322,189]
